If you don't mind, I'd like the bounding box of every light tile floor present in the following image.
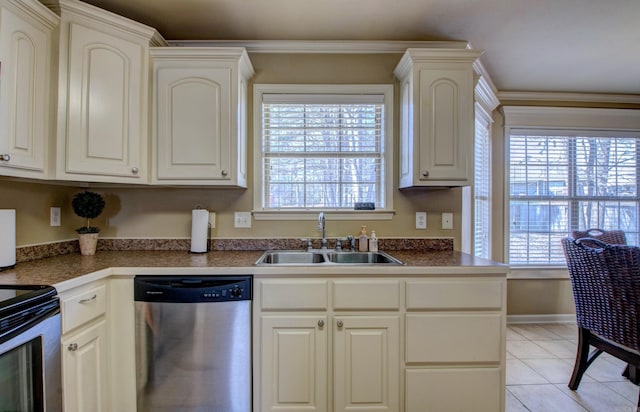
[507,323,639,412]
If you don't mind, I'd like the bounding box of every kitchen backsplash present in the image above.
[16,237,454,263]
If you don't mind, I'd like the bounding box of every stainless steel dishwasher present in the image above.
[134,275,252,412]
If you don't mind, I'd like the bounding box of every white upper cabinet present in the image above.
[53,0,165,184]
[394,48,481,187]
[150,48,254,186]
[0,0,58,179]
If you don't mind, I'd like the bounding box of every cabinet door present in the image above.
[0,3,54,176]
[261,315,328,412]
[155,66,231,181]
[417,65,473,183]
[406,368,502,412]
[333,316,400,412]
[62,22,145,181]
[62,319,108,412]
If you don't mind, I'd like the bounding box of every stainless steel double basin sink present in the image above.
[255,250,404,266]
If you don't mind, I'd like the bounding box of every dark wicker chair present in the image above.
[562,237,640,406]
[571,228,627,245]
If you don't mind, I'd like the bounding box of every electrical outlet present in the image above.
[415,212,427,229]
[50,207,61,227]
[234,212,252,228]
[442,212,453,230]
[209,212,216,229]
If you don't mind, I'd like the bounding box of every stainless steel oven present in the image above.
[0,285,62,411]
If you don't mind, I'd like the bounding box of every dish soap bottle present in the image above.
[369,230,378,252]
[358,226,368,252]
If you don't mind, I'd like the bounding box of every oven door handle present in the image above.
[0,300,60,345]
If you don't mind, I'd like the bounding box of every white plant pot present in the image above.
[78,233,99,256]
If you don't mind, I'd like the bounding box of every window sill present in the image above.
[253,210,395,221]
[507,266,569,280]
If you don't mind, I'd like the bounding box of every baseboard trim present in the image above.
[507,314,576,324]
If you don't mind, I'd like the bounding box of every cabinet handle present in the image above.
[131,167,139,174]
[336,320,343,328]
[68,343,78,351]
[221,170,228,177]
[79,294,97,304]
[318,320,324,327]
[0,154,10,161]
[421,170,429,177]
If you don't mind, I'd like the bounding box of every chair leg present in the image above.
[569,327,597,390]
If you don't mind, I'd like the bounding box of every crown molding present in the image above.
[473,59,500,113]
[166,40,469,54]
[498,91,640,105]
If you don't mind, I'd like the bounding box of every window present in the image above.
[504,107,640,266]
[253,85,393,218]
[474,109,491,259]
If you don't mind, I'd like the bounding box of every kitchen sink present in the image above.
[256,251,326,265]
[324,251,402,264]
[254,250,403,266]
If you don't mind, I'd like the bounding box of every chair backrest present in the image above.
[571,228,627,245]
[562,238,640,351]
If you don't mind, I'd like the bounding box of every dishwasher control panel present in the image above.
[134,275,252,303]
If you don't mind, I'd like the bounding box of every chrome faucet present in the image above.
[318,212,327,250]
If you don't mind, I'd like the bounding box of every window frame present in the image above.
[503,106,640,268]
[252,84,394,221]
[473,103,492,259]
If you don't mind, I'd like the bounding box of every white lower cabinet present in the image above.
[261,315,328,411]
[61,319,108,412]
[256,279,401,412]
[255,276,505,412]
[333,315,400,412]
[59,281,109,412]
[405,368,502,412]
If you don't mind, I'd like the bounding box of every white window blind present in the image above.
[509,132,639,265]
[259,93,386,210]
[474,115,491,259]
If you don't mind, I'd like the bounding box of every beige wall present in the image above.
[0,179,78,245]
[2,53,463,247]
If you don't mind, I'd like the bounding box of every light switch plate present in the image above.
[441,212,453,230]
[234,212,252,228]
[415,212,427,229]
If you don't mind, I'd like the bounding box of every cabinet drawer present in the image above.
[61,283,107,333]
[406,368,502,412]
[406,313,502,363]
[406,279,503,310]
[260,280,328,310]
[332,280,400,310]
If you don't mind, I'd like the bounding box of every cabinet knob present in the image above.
[221,170,228,177]
[336,320,343,328]
[0,154,10,161]
[131,167,139,174]
[68,343,78,351]
[318,320,324,328]
[421,170,429,177]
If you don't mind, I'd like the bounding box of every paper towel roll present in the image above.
[190,209,209,253]
[0,209,16,269]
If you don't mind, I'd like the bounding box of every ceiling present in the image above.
[83,0,640,96]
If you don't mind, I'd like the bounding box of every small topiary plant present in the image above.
[72,191,105,234]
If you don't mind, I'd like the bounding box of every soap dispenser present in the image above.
[369,230,378,252]
[358,226,368,252]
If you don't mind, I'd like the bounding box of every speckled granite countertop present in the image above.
[0,249,508,291]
